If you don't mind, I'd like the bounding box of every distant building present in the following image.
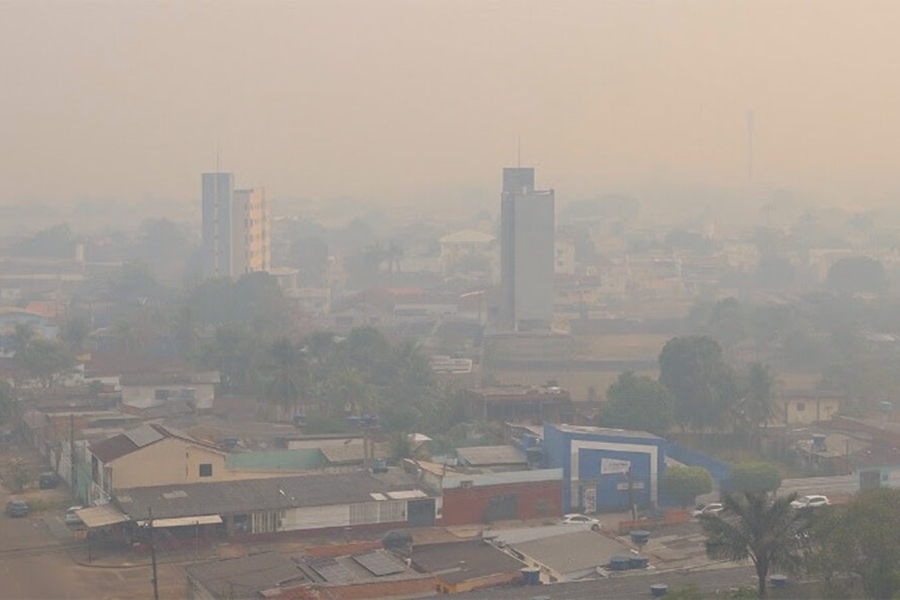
[500,167,555,331]
[464,385,573,423]
[201,173,270,279]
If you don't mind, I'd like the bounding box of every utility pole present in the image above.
[69,414,76,503]
[627,468,637,521]
[148,508,159,600]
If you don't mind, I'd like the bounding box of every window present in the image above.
[199,464,213,477]
[796,402,805,412]
[154,389,170,401]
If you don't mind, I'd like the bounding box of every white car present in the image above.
[691,503,725,518]
[790,495,830,509]
[560,513,602,531]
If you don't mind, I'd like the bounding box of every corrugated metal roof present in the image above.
[185,552,308,597]
[411,541,524,585]
[115,470,434,519]
[124,425,164,448]
[443,468,562,489]
[76,505,130,528]
[456,445,527,466]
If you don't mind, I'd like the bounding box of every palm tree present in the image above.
[700,490,810,598]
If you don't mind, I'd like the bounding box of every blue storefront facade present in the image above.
[543,424,666,513]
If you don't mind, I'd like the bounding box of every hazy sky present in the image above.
[2,1,900,209]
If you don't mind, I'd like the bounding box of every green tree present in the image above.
[600,371,673,436]
[8,458,29,492]
[60,315,91,352]
[826,256,887,295]
[733,363,775,446]
[700,490,810,598]
[0,381,14,425]
[200,324,263,393]
[260,337,306,410]
[726,462,782,494]
[808,488,900,599]
[661,466,713,507]
[659,336,738,432]
[13,338,76,388]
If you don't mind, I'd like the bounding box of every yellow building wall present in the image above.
[783,398,840,424]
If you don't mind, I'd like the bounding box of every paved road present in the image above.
[779,474,858,499]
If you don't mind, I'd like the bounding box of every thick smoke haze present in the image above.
[2,1,900,209]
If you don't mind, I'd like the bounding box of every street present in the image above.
[0,446,187,600]
[779,474,858,499]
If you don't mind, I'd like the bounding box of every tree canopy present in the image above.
[659,336,738,431]
[827,256,887,295]
[661,466,713,507]
[725,461,783,494]
[808,488,900,599]
[599,371,673,436]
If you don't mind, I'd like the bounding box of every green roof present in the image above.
[225,449,327,472]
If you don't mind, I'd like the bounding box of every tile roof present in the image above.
[115,470,433,519]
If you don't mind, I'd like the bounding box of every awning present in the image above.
[136,515,222,528]
[76,505,131,528]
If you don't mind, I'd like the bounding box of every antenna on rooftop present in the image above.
[746,109,754,185]
[516,136,522,168]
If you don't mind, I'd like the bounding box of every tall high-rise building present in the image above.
[201,173,270,279]
[499,167,555,331]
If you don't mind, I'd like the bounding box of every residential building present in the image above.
[233,187,270,274]
[119,371,220,414]
[201,172,234,279]
[499,167,555,331]
[781,390,841,425]
[201,173,270,279]
[87,424,229,503]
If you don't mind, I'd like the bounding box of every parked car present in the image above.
[560,513,602,531]
[790,495,830,509]
[64,506,84,526]
[39,472,61,489]
[6,499,29,518]
[691,502,725,518]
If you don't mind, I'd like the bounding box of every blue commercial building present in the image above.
[543,424,666,513]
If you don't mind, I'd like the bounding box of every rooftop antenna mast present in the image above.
[516,136,521,168]
[746,109,754,185]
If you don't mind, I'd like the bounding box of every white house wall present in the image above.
[279,500,411,533]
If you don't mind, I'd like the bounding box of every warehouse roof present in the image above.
[115,469,432,519]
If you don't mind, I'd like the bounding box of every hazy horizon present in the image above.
[3,1,900,211]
